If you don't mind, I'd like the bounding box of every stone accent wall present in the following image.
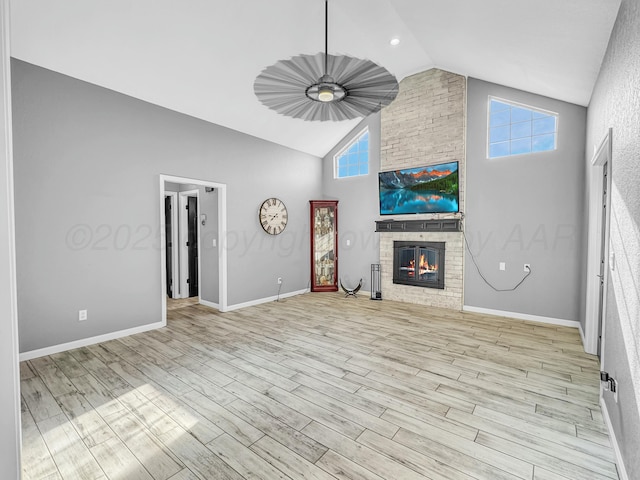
[379,68,466,310]
[380,232,463,310]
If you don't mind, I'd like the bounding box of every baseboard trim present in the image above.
[19,321,166,361]
[199,299,219,310]
[462,305,580,329]
[601,398,629,480]
[225,288,309,312]
[579,322,587,349]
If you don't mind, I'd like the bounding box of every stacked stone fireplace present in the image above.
[379,69,465,310]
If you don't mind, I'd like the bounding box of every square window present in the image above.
[490,99,510,112]
[335,128,369,178]
[490,110,511,127]
[511,107,532,123]
[488,97,557,159]
[511,121,532,139]
[511,137,532,155]
[489,142,510,158]
[533,116,556,135]
[533,133,556,152]
[490,125,510,143]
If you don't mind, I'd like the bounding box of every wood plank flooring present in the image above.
[20,293,619,480]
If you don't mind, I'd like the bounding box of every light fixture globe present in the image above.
[306,74,346,103]
[253,1,398,121]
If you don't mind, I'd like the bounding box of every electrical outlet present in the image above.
[499,262,506,271]
[524,263,531,272]
[277,277,282,285]
[78,309,88,321]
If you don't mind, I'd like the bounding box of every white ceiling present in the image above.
[9,0,620,157]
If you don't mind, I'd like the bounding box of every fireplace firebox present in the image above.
[393,241,445,289]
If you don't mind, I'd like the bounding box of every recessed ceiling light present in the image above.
[390,38,401,46]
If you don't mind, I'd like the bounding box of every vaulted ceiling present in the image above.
[10,0,620,157]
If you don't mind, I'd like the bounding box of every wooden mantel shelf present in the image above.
[375,218,461,233]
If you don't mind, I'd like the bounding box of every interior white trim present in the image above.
[19,321,165,362]
[463,305,580,329]
[601,397,629,480]
[584,128,613,355]
[165,191,179,298]
[159,174,228,314]
[579,322,587,348]
[199,299,219,310]
[1,0,23,470]
[225,289,309,312]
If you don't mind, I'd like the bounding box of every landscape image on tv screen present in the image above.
[379,161,459,215]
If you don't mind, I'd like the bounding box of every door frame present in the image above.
[164,192,179,298]
[584,128,612,356]
[0,0,22,472]
[178,189,200,299]
[159,175,228,325]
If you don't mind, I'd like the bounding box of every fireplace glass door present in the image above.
[393,241,445,289]
[310,200,338,292]
[397,247,439,281]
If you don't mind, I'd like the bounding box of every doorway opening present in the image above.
[584,129,612,358]
[159,175,228,326]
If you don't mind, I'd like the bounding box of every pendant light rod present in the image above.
[324,0,329,76]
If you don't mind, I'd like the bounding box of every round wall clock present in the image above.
[259,197,288,235]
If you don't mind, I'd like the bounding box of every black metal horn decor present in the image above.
[254,1,399,122]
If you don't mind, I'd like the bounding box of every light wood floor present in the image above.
[21,293,619,480]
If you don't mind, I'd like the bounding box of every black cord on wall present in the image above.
[463,229,532,292]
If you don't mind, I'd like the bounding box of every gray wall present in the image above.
[12,59,321,353]
[465,78,587,321]
[586,0,640,476]
[322,113,381,291]
[0,0,21,474]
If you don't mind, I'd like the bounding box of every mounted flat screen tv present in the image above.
[379,161,459,215]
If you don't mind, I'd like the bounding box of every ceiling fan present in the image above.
[254,0,399,122]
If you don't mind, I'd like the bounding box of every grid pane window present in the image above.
[488,97,558,158]
[335,129,369,178]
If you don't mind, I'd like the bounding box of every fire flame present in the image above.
[419,254,438,273]
[406,255,438,277]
